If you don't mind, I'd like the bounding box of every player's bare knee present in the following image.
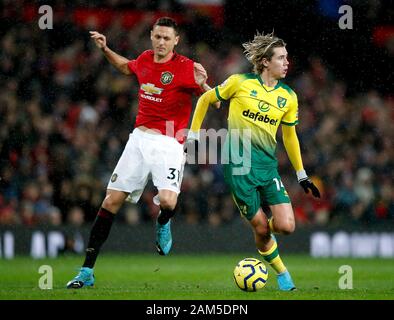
[159,197,177,211]
[276,221,295,235]
[102,196,122,213]
[282,225,295,235]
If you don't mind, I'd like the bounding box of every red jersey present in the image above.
[127,50,203,143]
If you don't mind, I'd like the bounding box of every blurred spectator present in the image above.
[48,206,63,226]
[67,206,85,227]
[124,204,140,225]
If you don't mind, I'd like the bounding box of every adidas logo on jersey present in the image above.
[242,109,278,126]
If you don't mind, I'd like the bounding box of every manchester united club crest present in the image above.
[111,173,118,183]
[160,71,174,85]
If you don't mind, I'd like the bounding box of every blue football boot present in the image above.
[66,267,95,289]
[269,233,296,290]
[156,220,172,255]
[277,270,296,291]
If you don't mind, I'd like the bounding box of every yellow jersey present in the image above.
[215,73,298,168]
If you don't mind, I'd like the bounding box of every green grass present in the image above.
[0,254,394,300]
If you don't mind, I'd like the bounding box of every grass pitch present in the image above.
[0,254,393,300]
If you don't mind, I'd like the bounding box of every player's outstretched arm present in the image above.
[282,125,321,198]
[89,31,131,75]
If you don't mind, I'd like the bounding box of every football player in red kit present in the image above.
[67,17,215,289]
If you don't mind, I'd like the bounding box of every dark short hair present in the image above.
[152,17,179,35]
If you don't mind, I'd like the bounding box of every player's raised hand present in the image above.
[193,63,221,109]
[89,31,107,50]
[193,62,208,87]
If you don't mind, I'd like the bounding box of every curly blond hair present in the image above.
[242,31,286,74]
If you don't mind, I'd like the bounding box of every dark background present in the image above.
[224,0,393,96]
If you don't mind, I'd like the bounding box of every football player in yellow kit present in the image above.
[187,32,320,291]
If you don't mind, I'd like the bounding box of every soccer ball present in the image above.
[233,258,268,292]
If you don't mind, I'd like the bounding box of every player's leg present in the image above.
[223,165,286,279]
[230,188,294,291]
[248,208,293,289]
[268,203,295,235]
[248,207,273,251]
[157,189,178,223]
[266,203,296,290]
[67,130,148,288]
[66,189,128,289]
[155,189,178,255]
[81,190,128,268]
[150,135,185,255]
[259,171,296,290]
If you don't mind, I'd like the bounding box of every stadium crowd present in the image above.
[0,3,393,229]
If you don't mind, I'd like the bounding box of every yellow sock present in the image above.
[268,217,276,234]
[258,240,287,274]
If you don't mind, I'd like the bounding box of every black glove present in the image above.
[299,177,321,198]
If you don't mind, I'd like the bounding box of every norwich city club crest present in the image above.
[160,71,174,85]
[277,96,287,108]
